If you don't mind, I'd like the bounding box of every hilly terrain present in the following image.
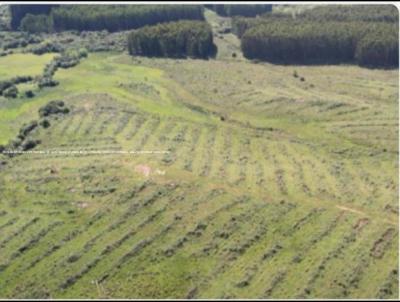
[0,4,398,299]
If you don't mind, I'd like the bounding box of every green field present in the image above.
[0,7,398,299]
[0,49,398,299]
[0,53,55,81]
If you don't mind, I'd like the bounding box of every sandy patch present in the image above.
[76,202,89,208]
[134,164,165,177]
[135,164,152,177]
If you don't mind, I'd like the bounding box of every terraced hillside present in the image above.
[0,48,398,299]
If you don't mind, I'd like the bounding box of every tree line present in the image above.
[11,5,204,33]
[0,47,88,98]
[20,13,53,33]
[9,4,56,30]
[300,5,398,23]
[233,5,398,37]
[39,48,88,88]
[127,20,215,59]
[232,5,398,68]
[205,4,272,17]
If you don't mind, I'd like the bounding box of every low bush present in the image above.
[39,100,69,117]
[29,41,63,55]
[25,90,35,98]
[3,85,18,98]
[39,119,50,128]
[21,139,41,151]
[19,121,38,138]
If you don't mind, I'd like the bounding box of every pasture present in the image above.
[0,49,398,298]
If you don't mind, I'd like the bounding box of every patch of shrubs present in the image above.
[29,41,64,55]
[39,119,50,128]
[25,90,35,98]
[38,48,88,89]
[18,121,38,139]
[3,86,18,98]
[21,139,41,151]
[38,77,59,89]
[55,53,80,69]
[66,253,80,263]
[14,76,33,84]
[0,81,14,95]
[0,76,33,98]
[0,50,13,57]
[39,100,70,117]
[38,31,127,53]
[2,120,41,156]
[1,100,69,157]
[0,32,42,51]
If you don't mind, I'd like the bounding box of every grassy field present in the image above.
[0,53,55,81]
[0,7,398,297]
[0,50,397,299]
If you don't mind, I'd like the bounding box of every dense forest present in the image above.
[300,5,399,22]
[7,4,399,68]
[233,5,398,67]
[11,5,204,33]
[127,20,215,59]
[52,5,204,32]
[233,5,398,38]
[206,4,272,17]
[20,14,53,33]
[9,4,56,30]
